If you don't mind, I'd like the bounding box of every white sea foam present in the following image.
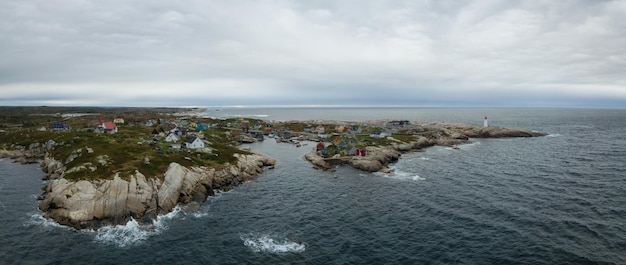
[93,206,184,248]
[192,211,209,218]
[93,219,155,248]
[25,213,68,230]
[378,166,426,181]
[547,134,562,137]
[392,170,426,181]
[240,233,306,253]
[191,203,213,218]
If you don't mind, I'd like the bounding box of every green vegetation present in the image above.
[0,107,251,181]
[356,135,394,146]
[389,134,417,143]
[1,107,444,181]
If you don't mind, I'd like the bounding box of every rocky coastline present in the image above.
[304,124,546,173]
[1,147,275,229]
[36,153,275,229]
[1,110,545,230]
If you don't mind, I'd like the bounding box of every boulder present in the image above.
[157,163,187,213]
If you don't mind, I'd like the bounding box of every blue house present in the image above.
[52,122,69,131]
[196,123,207,131]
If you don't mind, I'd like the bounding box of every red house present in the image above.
[316,142,326,151]
[96,119,118,134]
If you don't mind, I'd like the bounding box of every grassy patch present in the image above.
[390,134,417,143]
[356,135,394,146]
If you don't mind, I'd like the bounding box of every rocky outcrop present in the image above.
[0,140,56,164]
[41,156,65,179]
[305,146,402,173]
[0,142,48,164]
[38,153,276,229]
[467,126,547,138]
[304,151,331,170]
[305,124,546,173]
[349,146,401,172]
[430,123,547,138]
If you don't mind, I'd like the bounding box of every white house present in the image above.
[165,133,180,143]
[114,118,125,124]
[185,137,205,149]
[370,132,390,139]
[96,121,118,134]
[316,125,325,134]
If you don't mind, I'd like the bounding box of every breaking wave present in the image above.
[376,166,426,181]
[92,206,184,248]
[240,233,306,253]
[25,213,68,230]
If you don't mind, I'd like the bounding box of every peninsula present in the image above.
[0,107,546,229]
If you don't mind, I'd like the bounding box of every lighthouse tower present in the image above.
[483,116,489,127]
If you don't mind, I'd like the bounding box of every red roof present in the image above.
[102,122,116,129]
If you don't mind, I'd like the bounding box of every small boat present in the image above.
[268,133,275,138]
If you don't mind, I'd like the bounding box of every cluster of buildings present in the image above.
[88,117,210,151]
[158,127,206,150]
[309,120,414,158]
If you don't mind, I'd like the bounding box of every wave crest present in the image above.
[240,233,306,253]
[376,166,425,181]
[93,206,184,248]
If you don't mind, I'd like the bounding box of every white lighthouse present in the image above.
[483,116,489,127]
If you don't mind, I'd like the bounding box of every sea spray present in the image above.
[26,213,68,230]
[240,233,306,253]
[375,165,426,181]
[93,206,184,247]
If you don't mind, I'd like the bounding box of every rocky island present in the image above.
[0,107,545,230]
[0,107,275,229]
[302,120,546,173]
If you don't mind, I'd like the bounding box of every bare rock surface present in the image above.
[37,153,275,229]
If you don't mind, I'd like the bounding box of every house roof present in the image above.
[52,122,67,129]
[102,122,116,129]
[186,137,198,143]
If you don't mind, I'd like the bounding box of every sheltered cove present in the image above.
[0,107,546,229]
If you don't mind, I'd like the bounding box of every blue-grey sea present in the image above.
[1,108,625,264]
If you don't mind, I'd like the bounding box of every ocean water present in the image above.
[1,108,625,264]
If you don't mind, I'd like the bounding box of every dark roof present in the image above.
[52,122,67,129]
[186,137,198,143]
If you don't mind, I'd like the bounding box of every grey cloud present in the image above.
[0,0,625,107]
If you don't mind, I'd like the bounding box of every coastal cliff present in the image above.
[38,153,275,229]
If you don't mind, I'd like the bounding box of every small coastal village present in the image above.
[0,107,545,229]
[0,107,471,171]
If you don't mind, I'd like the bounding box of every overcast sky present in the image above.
[1,0,625,107]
